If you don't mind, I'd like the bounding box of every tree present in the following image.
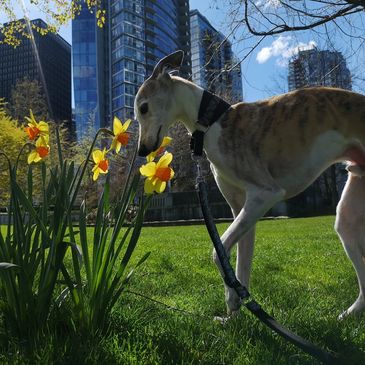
[0,1,105,47]
[8,78,49,123]
[228,1,365,37]
[0,101,27,206]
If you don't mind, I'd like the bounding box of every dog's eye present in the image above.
[140,103,148,115]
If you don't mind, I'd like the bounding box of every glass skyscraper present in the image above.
[73,0,191,140]
[190,10,243,103]
[0,19,71,123]
[288,48,352,91]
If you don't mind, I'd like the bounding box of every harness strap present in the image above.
[198,90,231,127]
[190,90,231,157]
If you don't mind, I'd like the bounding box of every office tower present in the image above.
[190,9,243,102]
[0,18,71,122]
[73,0,191,140]
[288,47,352,91]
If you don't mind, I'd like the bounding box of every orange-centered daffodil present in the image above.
[146,136,172,162]
[111,116,132,153]
[92,148,109,181]
[27,136,50,164]
[24,109,49,140]
[140,152,174,194]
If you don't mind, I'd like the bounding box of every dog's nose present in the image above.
[138,144,150,157]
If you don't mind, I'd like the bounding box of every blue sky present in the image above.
[2,0,364,102]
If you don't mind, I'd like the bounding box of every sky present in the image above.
[2,0,364,102]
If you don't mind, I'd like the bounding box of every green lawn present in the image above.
[1,216,365,364]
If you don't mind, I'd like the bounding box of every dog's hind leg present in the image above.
[335,169,365,319]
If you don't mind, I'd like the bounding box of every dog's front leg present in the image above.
[219,184,285,315]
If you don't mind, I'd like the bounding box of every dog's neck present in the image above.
[171,76,204,134]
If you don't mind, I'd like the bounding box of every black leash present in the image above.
[191,90,343,365]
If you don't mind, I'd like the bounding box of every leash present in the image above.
[191,90,343,365]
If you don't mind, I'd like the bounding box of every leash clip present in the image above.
[192,154,205,185]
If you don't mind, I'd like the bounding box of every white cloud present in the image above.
[256,36,317,66]
[255,0,281,10]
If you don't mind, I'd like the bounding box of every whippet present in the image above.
[135,50,365,320]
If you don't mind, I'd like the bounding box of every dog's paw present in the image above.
[213,311,240,325]
[338,310,349,321]
[213,315,231,325]
[338,302,365,321]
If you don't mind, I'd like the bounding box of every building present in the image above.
[190,9,243,102]
[287,47,352,216]
[72,0,191,140]
[0,18,71,122]
[288,47,352,91]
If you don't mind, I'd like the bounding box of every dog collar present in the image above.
[190,90,231,156]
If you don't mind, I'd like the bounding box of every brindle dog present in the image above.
[135,50,365,320]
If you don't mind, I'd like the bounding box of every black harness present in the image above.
[191,90,342,365]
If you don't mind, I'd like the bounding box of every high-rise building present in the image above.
[287,47,352,216]
[0,18,71,122]
[190,9,243,102]
[288,47,352,91]
[72,0,191,140]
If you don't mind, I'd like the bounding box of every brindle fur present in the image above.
[135,51,365,320]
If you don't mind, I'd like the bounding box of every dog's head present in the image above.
[135,50,184,157]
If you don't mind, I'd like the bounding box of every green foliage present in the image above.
[0,102,27,205]
[8,78,49,123]
[0,1,105,47]
[0,124,150,343]
[1,217,365,364]
[64,172,151,334]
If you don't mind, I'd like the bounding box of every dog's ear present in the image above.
[150,50,184,80]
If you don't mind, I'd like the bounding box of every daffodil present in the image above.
[146,136,172,162]
[27,136,50,164]
[111,116,132,153]
[92,148,109,181]
[24,109,49,140]
[140,152,174,194]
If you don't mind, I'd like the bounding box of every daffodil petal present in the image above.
[36,136,49,147]
[92,149,103,163]
[146,153,155,162]
[27,151,38,164]
[140,162,156,177]
[155,180,166,193]
[38,122,49,133]
[157,152,172,168]
[93,168,100,181]
[170,168,175,180]
[161,136,172,147]
[111,137,121,153]
[144,178,155,194]
[113,116,123,135]
[122,119,132,132]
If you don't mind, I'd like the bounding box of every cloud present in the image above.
[255,0,281,10]
[256,36,317,66]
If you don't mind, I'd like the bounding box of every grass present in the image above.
[1,216,365,364]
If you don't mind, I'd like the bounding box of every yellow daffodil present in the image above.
[140,152,174,194]
[92,148,109,181]
[27,136,50,164]
[146,136,172,162]
[24,109,49,140]
[111,116,132,153]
